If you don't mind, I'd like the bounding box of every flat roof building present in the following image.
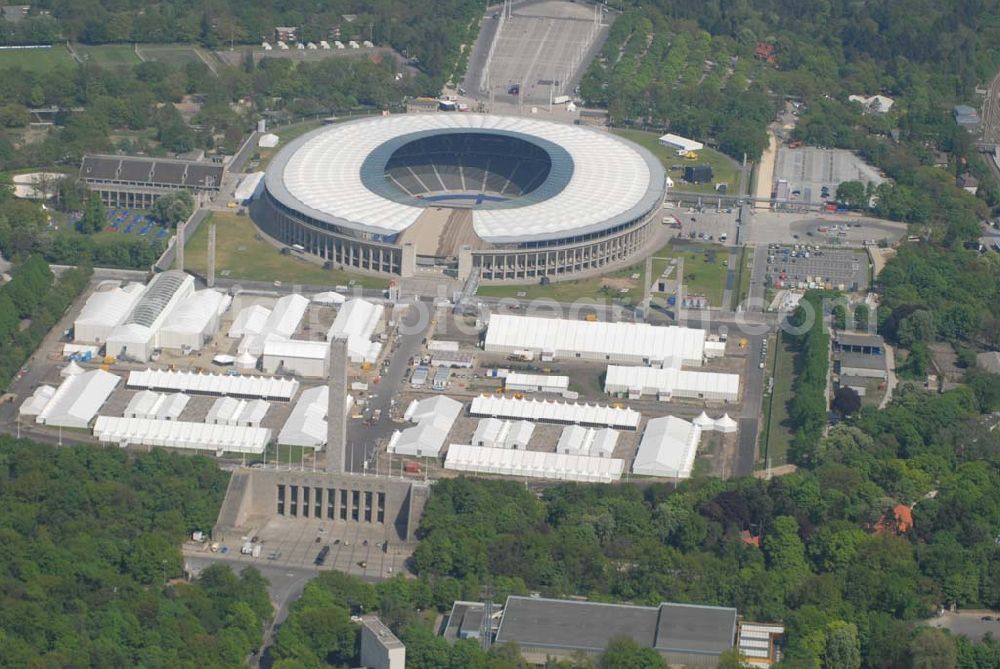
[494,596,737,667]
[360,615,405,669]
[80,154,225,208]
[658,133,704,155]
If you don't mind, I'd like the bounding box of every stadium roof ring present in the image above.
[254,113,667,281]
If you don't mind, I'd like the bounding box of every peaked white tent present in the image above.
[60,361,85,377]
[326,298,384,363]
[632,415,702,479]
[36,369,121,428]
[312,291,346,305]
[19,385,55,417]
[388,395,462,458]
[715,413,738,433]
[693,411,715,429]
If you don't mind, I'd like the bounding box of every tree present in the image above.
[897,310,936,347]
[824,621,861,669]
[854,304,871,332]
[79,194,105,234]
[910,628,957,669]
[832,386,862,417]
[600,637,665,669]
[151,190,195,227]
[836,181,867,209]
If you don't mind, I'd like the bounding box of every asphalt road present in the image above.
[345,298,434,473]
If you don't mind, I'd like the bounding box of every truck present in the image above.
[241,541,253,555]
[552,95,571,105]
[404,461,422,474]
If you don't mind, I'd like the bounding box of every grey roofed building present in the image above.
[833,333,884,356]
[954,104,981,127]
[494,596,737,667]
[80,154,225,209]
[837,352,886,371]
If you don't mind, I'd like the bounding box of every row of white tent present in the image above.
[556,425,618,458]
[93,416,270,454]
[470,417,535,450]
[445,444,624,483]
[470,394,641,429]
[127,368,299,401]
[604,364,740,403]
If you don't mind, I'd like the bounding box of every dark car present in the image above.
[314,545,330,566]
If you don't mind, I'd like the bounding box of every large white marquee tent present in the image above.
[470,394,641,430]
[73,281,145,343]
[93,416,270,455]
[124,390,190,421]
[445,444,624,483]
[556,425,619,458]
[470,417,535,450]
[387,396,462,458]
[632,415,703,479]
[326,298,384,364]
[604,364,740,402]
[127,368,299,400]
[36,369,121,428]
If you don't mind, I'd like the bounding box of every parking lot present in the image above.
[764,244,869,291]
[745,211,908,248]
[773,146,885,205]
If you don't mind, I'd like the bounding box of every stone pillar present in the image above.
[400,242,417,277]
[326,336,349,474]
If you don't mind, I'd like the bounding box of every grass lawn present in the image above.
[0,46,74,71]
[181,211,386,289]
[74,43,141,69]
[760,333,796,467]
[477,240,730,307]
[613,128,740,194]
[247,119,324,173]
[138,44,202,66]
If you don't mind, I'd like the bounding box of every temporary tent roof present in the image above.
[124,390,190,420]
[262,339,328,361]
[278,386,326,447]
[127,368,299,400]
[445,444,624,483]
[234,171,265,201]
[658,133,704,153]
[326,298,384,363]
[36,369,121,428]
[556,425,619,457]
[60,361,85,377]
[312,291,346,305]
[470,394,640,430]
[159,290,231,346]
[19,385,55,417]
[604,365,739,402]
[693,411,715,429]
[484,314,708,366]
[632,416,702,479]
[265,294,309,338]
[229,304,271,338]
[258,133,279,148]
[236,351,258,370]
[471,417,535,449]
[93,416,270,455]
[505,372,570,393]
[389,395,462,458]
[715,413,738,433]
[206,397,270,426]
[73,281,145,342]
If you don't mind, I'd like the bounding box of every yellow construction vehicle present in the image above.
[683,151,698,160]
[585,313,598,322]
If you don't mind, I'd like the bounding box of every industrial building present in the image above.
[445,444,624,483]
[470,394,641,430]
[604,364,740,402]
[658,133,704,155]
[35,369,121,429]
[262,339,330,377]
[493,596,737,667]
[504,372,570,394]
[632,415,703,479]
[326,298,384,364]
[387,396,462,458]
[484,314,722,366]
[470,417,534,449]
[73,281,146,343]
[556,425,618,458]
[79,154,225,208]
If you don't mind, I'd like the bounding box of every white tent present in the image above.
[60,361,85,377]
[632,416,702,479]
[470,394,640,429]
[229,304,271,338]
[604,364,739,402]
[277,385,354,448]
[206,397,270,426]
[388,395,462,458]
[445,444,624,483]
[484,314,710,367]
[693,411,715,429]
[258,133,279,148]
[73,281,145,344]
[19,385,55,417]
[158,290,231,352]
[126,368,299,400]
[471,418,535,450]
[124,390,189,421]
[312,291,346,305]
[326,298,384,364]
[262,339,329,377]
[236,351,258,370]
[715,413,738,433]
[36,369,121,428]
[93,416,270,455]
[556,425,619,457]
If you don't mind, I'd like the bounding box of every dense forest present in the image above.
[0,437,272,667]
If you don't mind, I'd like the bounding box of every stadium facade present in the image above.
[253,114,667,281]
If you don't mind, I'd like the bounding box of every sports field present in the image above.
[0,46,74,71]
[137,44,203,66]
[74,44,141,69]
[181,211,385,289]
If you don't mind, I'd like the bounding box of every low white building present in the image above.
[36,369,121,429]
[73,281,145,344]
[505,372,570,395]
[262,339,329,377]
[126,368,299,400]
[19,385,55,418]
[470,394,641,430]
[326,298,384,364]
[632,415,702,479]
[206,397,270,427]
[658,133,704,155]
[158,289,231,353]
[93,416,270,455]
[105,271,195,362]
[445,444,624,483]
[604,364,739,402]
[229,304,271,339]
[238,294,310,356]
[470,417,535,450]
[387,396,462,458]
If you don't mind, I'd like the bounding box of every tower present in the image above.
[326,335,349,473]
[207,222,217,287]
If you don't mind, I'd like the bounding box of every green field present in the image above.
[649,241,729,307]
[246,119,324,172]
[760,334,796,467]
[138,44,202,66]
[181,211,386,289]
[0,46,74,71]
[613,128,740,194]
[74,43,141,69]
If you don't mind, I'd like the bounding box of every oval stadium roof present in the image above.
[265,114,666,244]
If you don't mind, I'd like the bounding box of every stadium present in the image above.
[254,114,667,281]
